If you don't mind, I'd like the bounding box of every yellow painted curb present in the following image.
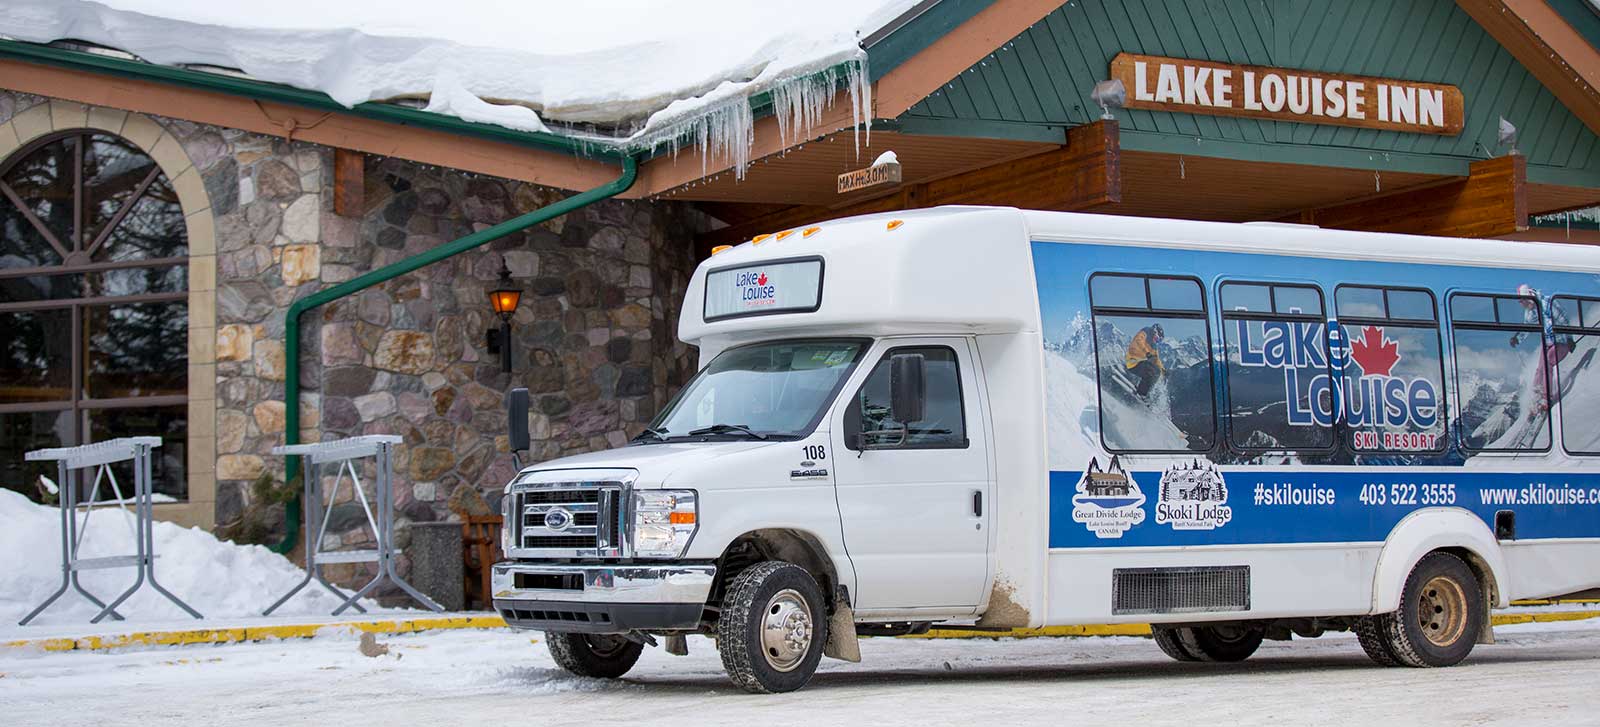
[3,615,507,653]
[5,609,1596,653]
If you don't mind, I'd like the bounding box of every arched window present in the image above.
[1,130,189,500]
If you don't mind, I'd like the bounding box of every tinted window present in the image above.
[1221,283,1334,451]
[1552,296,1600,454]
[1221,284,1271,313]
[1088,274,1215,452]
[1090,275,1147,309]
[1387,290,1436,321]
[1149,278,1203,311]
[849,347,966,448]
[1336,286,1386,318]
[1450,293,1550,451]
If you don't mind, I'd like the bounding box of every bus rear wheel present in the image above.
[1364,552,1483,667]
[1153,624,1263,662]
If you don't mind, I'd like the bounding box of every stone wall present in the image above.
[203,137,705,589]
[1,91,706,594]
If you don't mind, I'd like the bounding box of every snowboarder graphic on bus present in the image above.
[1124,323,1166,399]
[1509,284,1585,416]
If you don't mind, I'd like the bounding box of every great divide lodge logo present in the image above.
[1072,456,1146,539]
[1155,458,1232,530]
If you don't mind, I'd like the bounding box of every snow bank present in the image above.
[1,0,916,171]
[0,489,374,626]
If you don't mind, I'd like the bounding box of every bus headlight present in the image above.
[632,490,698,558]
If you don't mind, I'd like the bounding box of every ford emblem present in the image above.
[543,507,573,531]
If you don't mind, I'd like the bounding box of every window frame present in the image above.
[1333,284,1449,456]
[1446,291,1552,454]
[1218,280,1338,455]
[1087,272,1217,455]
[0,128,190,499]
[1550,294,1600,456]
[842,344,971,451]
[701,254,826,323]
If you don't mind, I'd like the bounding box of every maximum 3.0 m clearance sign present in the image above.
[1110,53,1464,135]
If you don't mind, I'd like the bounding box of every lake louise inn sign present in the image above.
[1110,53,1466,136]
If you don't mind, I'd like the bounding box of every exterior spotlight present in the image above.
[486,261,521,372]
[1498,116,1520,156]
[1091,79,1127,121]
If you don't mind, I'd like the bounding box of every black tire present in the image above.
[1354,616,1401,666]
[545,632,644,679]
[716,561,828,694]
[1369,552,1484,667]
[1152,626,1201,662]
[1176,624,1265,662]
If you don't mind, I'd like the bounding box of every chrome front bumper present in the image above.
[491,562,716,633]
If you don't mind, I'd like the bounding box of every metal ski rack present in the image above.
[264,435,443,615]
[19,436,203,625]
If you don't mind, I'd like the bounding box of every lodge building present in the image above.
[4,0,1600,599]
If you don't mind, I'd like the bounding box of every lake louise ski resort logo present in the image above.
[734,269,777,308]
[1072,456,1146,539]
[1155,458,1232,530]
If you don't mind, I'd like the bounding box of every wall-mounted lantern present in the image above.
[486,261,521,373]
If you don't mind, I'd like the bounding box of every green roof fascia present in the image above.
[864,0,998,83]
[1547,0,1600,54]
[1120,129,1474,177]
[0,39,627,161]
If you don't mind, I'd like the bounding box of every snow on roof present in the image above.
[3,0,919,174]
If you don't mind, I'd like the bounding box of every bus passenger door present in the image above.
[829,338,992,612]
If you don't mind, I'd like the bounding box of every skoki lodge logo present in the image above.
[1234,320,1439,449]
[735,269,776,308]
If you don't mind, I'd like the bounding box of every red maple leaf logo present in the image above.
[757,272,768,286]
[1349,325,1401,377]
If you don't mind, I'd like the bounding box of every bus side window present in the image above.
[1220,282,1334,452]
[1551,295,1600,455]
[1086,273,1215,453]
[1449,292,1551,451]
[1335,285,1447,455]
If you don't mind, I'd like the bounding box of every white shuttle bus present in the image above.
[491,207,1600,693]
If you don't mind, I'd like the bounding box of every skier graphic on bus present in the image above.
[1123,323,1166,399]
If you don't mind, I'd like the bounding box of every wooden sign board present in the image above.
[1109,53,1464,135]
[838,161,903,194]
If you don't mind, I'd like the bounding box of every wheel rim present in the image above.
[584,634,631,659]
[1208,625,1253,644]
[1417,575,1469,647]
[760,588,814,672]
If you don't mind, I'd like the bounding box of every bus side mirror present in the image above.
[889,353,926,425]
[507,388,530,461]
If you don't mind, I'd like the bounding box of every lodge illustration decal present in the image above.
[1155,459,1233,531]
[1072,456,1146,539]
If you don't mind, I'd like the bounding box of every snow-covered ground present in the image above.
[0,490,380,629]
[3,620,1597,725]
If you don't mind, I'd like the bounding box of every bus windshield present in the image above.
[644,339,866,441]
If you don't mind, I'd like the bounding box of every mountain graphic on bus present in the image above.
[1075,456,1142,508]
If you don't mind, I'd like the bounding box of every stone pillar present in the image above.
[407,522,465,612]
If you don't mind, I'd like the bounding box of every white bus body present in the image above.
[493,207,1600,692]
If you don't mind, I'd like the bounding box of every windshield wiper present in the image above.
[687,423,769,440]
[631,426,669,443]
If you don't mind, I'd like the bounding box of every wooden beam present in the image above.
[332,149,364,217]
[1292,155,1527,237]
[1457,0,1600,137]
[700,120,1121,249]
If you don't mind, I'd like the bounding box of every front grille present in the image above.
[1112,566,1251,615]
[501,608,609,624]
[508,482,623,555]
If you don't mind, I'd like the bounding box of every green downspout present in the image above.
[278,156,638,552]
[0,40,642,553]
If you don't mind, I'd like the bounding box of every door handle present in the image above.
[972,490,983,517]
